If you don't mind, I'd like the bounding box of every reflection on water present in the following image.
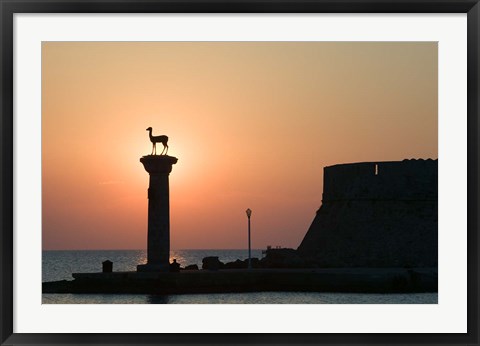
[43,292,438,304]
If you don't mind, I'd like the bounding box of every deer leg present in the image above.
[165,144,169,155]
[160,144,166,155]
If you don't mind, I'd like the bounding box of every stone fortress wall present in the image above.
[323,159,438,202]
[297,159,438,268]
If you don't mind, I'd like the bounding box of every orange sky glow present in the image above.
[42,42,438,250]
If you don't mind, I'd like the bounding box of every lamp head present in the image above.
[246,208,252,218]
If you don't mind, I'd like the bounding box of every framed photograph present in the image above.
[1,0,479,345]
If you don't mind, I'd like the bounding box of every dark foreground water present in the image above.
[42,250,438,304]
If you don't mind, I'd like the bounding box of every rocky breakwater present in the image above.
[43,245,437,294]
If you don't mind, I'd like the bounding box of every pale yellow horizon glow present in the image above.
[42,42,437,250]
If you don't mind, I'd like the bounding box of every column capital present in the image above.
[140,155,178,174]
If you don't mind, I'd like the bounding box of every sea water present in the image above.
[42,249,438,304]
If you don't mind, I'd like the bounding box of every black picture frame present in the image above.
[1,1,479,345]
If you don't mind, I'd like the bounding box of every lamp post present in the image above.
[246,208,252,269]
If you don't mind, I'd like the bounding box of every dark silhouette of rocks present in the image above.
[245,258,260,268]
[223,259,247,269]
[184,264,199,270]
[297,159,438,268]
[223,258,259,269]
[202,256,224,270]
[260,249,307,268]
[200,254,304,270]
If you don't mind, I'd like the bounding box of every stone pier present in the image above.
[137,155,178,272]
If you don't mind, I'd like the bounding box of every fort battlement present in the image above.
[323,159,438,202]
[298,158,438,268]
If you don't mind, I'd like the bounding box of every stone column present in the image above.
[137,155,178,272]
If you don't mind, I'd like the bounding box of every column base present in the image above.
[137,263,170,272]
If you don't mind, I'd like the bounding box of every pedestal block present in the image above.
[137,155,178,272]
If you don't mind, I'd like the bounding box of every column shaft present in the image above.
[137,155,178,272]
[147,173,170,265]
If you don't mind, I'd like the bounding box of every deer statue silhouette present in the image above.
[146,127,169,155]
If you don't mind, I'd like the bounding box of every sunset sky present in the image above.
[42,42,437,250]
